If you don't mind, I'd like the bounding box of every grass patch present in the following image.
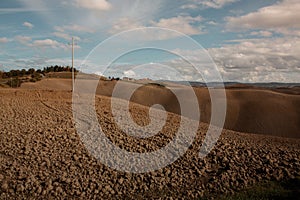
[220,177,300,200]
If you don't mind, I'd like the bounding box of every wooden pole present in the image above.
[72,37,74,91]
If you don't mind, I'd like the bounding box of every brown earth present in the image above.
[0,88,299,199]
[21,78,300,138]
[0,78,298,199]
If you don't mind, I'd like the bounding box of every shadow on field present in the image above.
[220,177,300,200]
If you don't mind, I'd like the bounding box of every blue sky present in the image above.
[0,0,299,82]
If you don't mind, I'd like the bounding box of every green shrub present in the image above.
[31,72,42,81]
[7,77,22,88]
[30,78,37,82]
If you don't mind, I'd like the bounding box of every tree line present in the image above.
[0,66,77,88]
[0,65,77,79]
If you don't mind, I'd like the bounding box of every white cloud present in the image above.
[109,15,203,37]
[23,21,34,29]
[207,21,218,26]
[55,24,95,33]
[150,15,204,35]
[182,0,238,10]
[14,36,74,50]
[0,37,9,43]
[165,49,221,81]
[108,16,204,41]
[199,0,238,9]
[250,31,273,37]
[123,70,136,78]
[31,39,67,49]
[275,29,300,37]
[159,36,300,82]
[180,4,198,10]
[75,0,111,10]
[208,37,300,82]
[109,18,143,34]
[0,7,45,13]
[14,35,32,45]
[94,71,103,76]
[53,32,80,41]
[226,0,300,36]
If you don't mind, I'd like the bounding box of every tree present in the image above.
[10,70,20,77]
[21,69,26,76]
[4,72,11,78]
[31,72,42,81]
[28,68,35,75]
[7,77,21,88]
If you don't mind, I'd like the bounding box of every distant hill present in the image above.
[20,78,300,138]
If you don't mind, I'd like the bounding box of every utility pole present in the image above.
[71,37,75,91]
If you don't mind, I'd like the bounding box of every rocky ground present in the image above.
[0,89,299,199]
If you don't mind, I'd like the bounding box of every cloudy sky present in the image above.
[0,0,299,82]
